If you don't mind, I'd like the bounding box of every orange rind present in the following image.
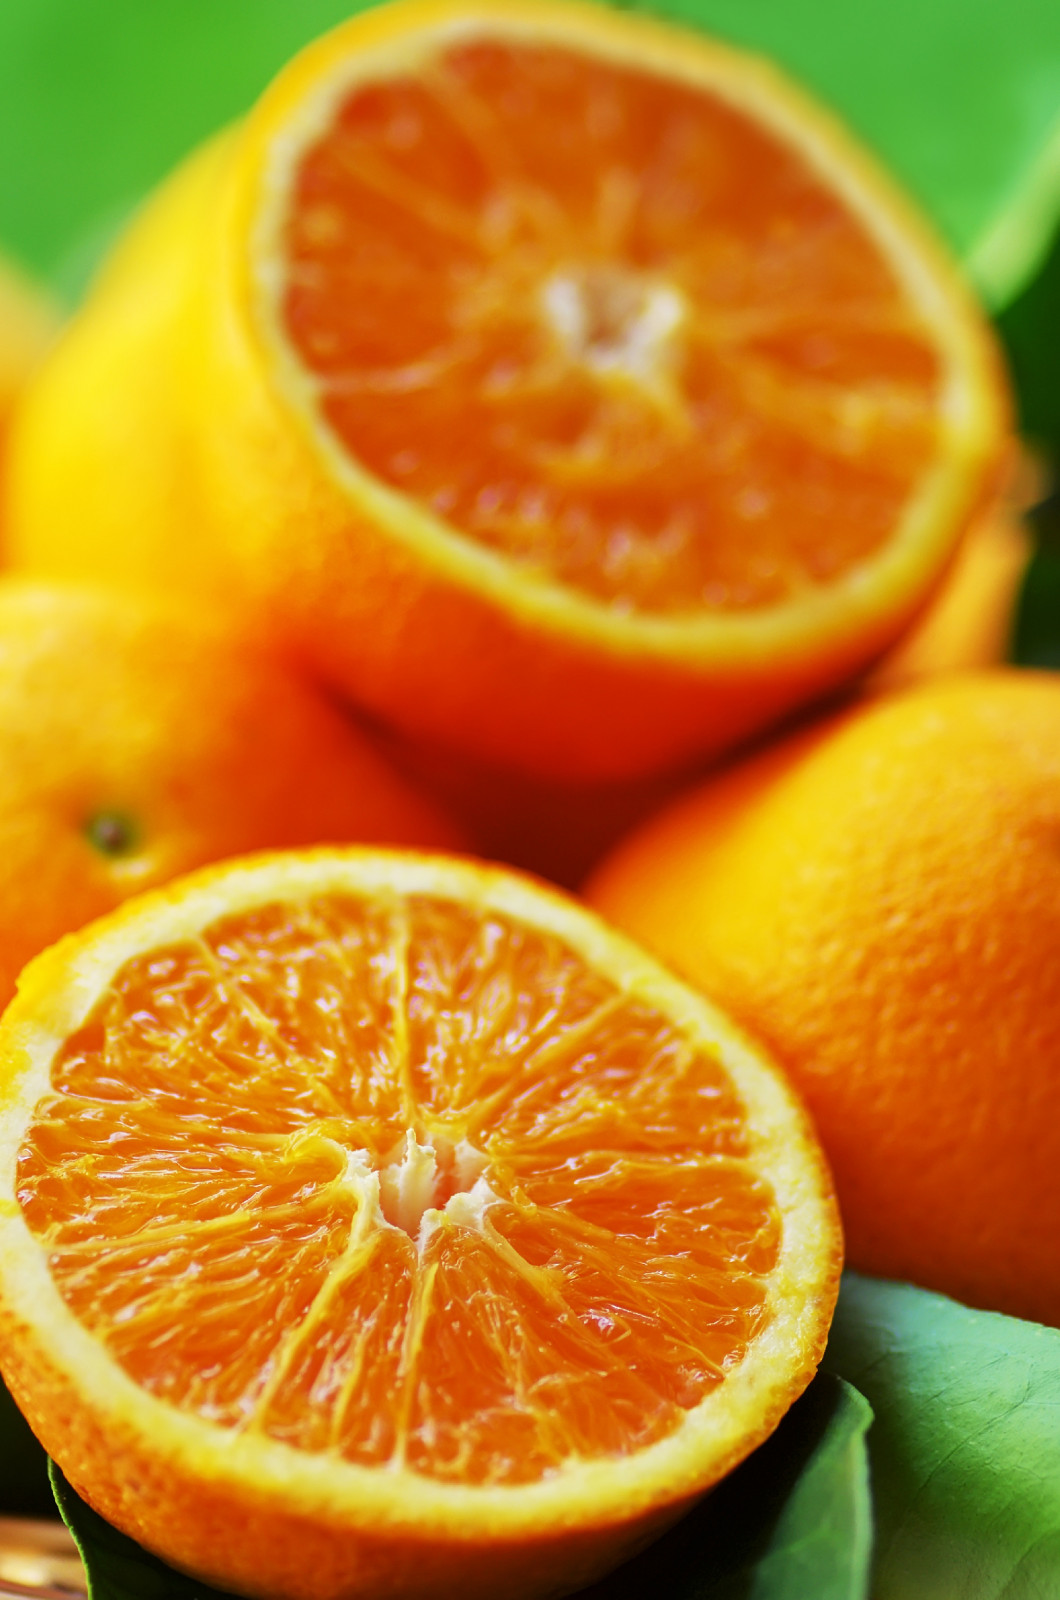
[0,848,840,1599]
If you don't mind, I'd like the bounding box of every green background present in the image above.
[2,0,1059,462]
[2,0,1060,310]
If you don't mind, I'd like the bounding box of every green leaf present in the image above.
[0,0,1059,308]
[0,1374,55,1518]
[823,1273,1060,1600]
[576,1372,873,1599]
[50,1462,236,1600]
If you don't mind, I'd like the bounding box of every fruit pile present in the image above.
[0,3,1056,1598]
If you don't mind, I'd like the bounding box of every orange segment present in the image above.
[278,36,943,614]
[0,850,839,1600]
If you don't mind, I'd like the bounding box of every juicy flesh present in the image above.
[18,892,780,1485]
[278,37,943,615]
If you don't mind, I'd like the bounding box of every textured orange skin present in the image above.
[588,671,1060,1326]
[0,581,461,1008]
[5,0,1010,783]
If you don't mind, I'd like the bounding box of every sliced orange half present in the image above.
[214,0,1010,775]
[0,849,839,1600]
[7,0,1009,780]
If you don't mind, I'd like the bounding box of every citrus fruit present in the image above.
[1,137,238,601]
[0,254,56,456]
[587,669,1060,1327]
[869,506,1031,686]
[6,0,1008,781]
[0,579,460,1008]
[0,848,840,1600]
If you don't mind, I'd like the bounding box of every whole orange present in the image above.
[587,671,1060,1326]
[0,580,461,1008]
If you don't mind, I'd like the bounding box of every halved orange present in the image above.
[0,849,839,1600]
[7,0,1008,780]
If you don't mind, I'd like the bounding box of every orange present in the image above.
[0,848,840,1600]
[381,496,1030,887]
[869,506,1031,686]
[0,579,460,1009]
[2,137,236,605]
[588,670,1060,1327]
[6,0,1008,781]
[0,254,57,463]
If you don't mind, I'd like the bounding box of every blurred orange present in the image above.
[0,579,461,1007]
[871,507,1031,685]
[6,0,1008,782]
[0,254,57,467]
